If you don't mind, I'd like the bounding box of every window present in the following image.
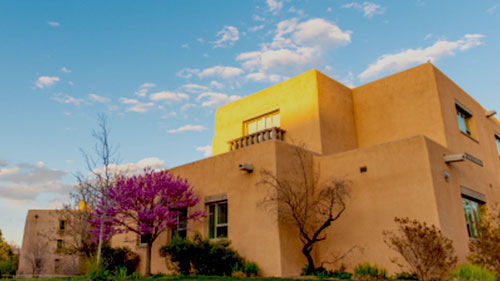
[171,207,187,239]
[56,239,63,252]
[462,197,481,238]
[245,111,280,135]
[456,104,473,136]
[139,233,151,246]
[59,220,66,231]
[207,201,228,239]
[495,135,500,156]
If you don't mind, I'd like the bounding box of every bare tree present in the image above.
[23,236,47,278]
[76,113,119,265]
[258,145,349,274]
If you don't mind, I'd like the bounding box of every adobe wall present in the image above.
[313,136,442,273]
[352,63,448,149]
[112,140,286,276]
[211,69,323,155]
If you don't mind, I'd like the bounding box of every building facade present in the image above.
[20,63,500,277]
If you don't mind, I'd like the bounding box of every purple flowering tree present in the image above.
[89,169,203,275]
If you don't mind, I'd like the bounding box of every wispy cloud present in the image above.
[266,0,283,13]
[51,94,84,106]
[214,26,239,48]
[135,83,157,97]
[167,124,207,133]
[198,66,244,79]
[35,76,60,88]
[342,2,386,18]
[359,34,485,80]
[487,3,500,14]
[92,157,165,175]
[61,67,71,73]
[88,93,110,103]
[149,91,189,102]
[196,145,212,157]
[180,83,210,93]
[196,92,241,107]
[47,21,60,27]
[249,25,265,32]
[119,98,155,112]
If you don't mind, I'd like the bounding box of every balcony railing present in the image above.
[228,127,286,151]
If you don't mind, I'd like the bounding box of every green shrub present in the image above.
[453,264,497,281]
[243,261,260,277]
[330,268,353,280]
[101,246,140,275]
[392,271,418,280]
[353,262,387,280]
[85,259,112,281]
[159,233,256,276]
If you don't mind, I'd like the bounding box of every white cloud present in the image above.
[35,76,60,88]
[149,91,189,102]
[181,83,209,93]
[93,157,165,175]
[196,145,212,157]
[167,125,207,133]
[88,93,110,103]
[48,21,60,27]
[288,7,304,16]
[51,94,85,106]
[246,72,283,83]
[161,112,177,119]
[327,7,333,12]
[214,26,239,48]
[119,97,139,104]
[236,18,351,77]
[61,67,71,73]
[253,15,265,21]
[198,66,244,79]
[196,92,241,107]
[487,3,500,14]
[119,98,154,112]
[0,168,19,176]
[342,2,386,18]
[181,103,196,111]
[359,33,485,80]
[249,25,265,32]
[210,80,225,90]
[177,68,200,79]
[135,83,156,97]
[197,38,205,43]
[181,43,189,48]
[266,0,283,13]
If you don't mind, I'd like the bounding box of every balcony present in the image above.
[228,127,286,151]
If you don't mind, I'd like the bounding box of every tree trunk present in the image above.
[96,220,104,266]
[146,242,152,276]
[302,243,315,274]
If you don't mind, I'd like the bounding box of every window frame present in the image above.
[59,220,66,231]
[455,102,474,137]
[139,233,152,246]
[56,239,63,252]
[171,207,188,239]
[495,133,500,157]
[244,110,280,135]
[207,200,228,240]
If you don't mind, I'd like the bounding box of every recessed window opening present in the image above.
[456,104,473,136]
[245,111,280,135]
[207,201,228,239]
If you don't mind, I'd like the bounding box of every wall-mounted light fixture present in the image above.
[238,163,254,173]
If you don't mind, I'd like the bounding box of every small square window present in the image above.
[207,201,228,239]
[456,104,473,136]
[139,233,152,246]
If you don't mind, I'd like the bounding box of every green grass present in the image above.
[4,276,307,281]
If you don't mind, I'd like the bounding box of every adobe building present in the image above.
[19,63,500,277]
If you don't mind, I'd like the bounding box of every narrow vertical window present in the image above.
[207,201,228,239]
[59,220,66,231]
[462,197,481,238]
[495,135,500,156]
[456,104,473,136]
[171,207,187,239]
[56,239,63,252]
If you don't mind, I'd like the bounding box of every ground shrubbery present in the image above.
[453,263,497,281]
[159,233,259,277]
[85,246,140,280]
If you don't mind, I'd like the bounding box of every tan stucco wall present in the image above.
[212,69,323,155]
[352,63,448,149]
[18,210,81,277]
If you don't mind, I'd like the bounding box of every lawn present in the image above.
[4,276,309,281]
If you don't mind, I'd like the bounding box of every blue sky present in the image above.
[1,0,499,245]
